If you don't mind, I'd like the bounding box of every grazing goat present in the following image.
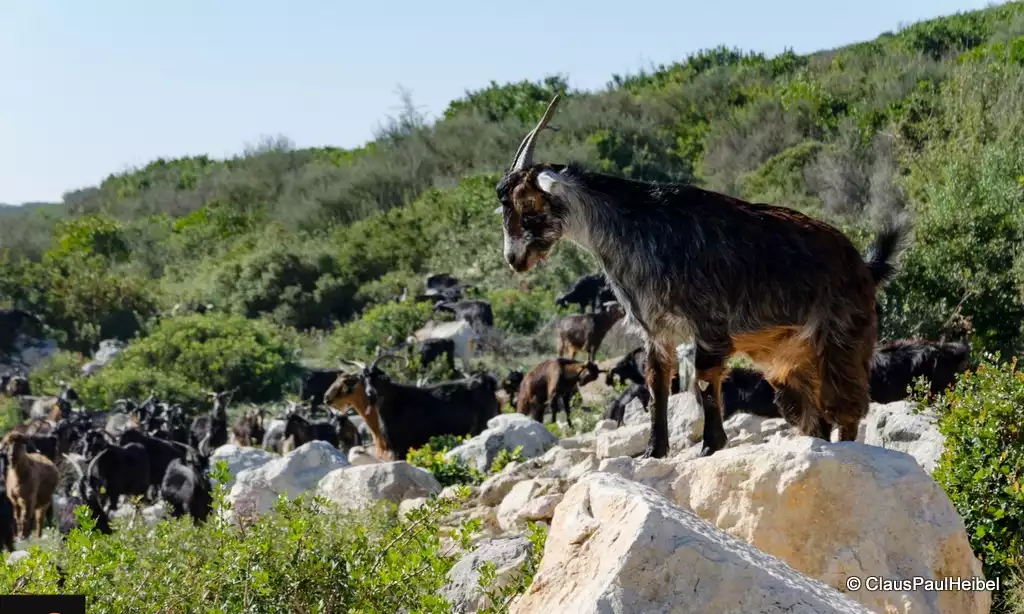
[325,355,499,461]
[280,406,361,454]
[408,319,478,373]
[0,455,16,551]
[556,273,611,313]
[299,367,343,409]
[434,299,495,330]
[604,382,650,427]
[161,453,212,524]
[556,302,625,363]
[87,441,151,511]
[1,431,59,539]
[232,408,266,447]
[60,456,112,536]
[500,369,525,410]
[517,358,600,430]
[869,339,971,403]
[718,367,782,421]
[23,433,58,464]
[494,94,907,458]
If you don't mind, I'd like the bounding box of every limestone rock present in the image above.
[317,461,441,513]
[446,414,559,473]
[209,444,276,489]
[441,536,533,613]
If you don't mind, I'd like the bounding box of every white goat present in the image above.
[407,319,477,373]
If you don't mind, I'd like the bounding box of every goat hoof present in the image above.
[640,439,668,459]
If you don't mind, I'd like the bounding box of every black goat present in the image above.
[869,339,971,403]
[500,369,525,410]
[300,367,343,409]
[189,389,235,456]
[118,428,191,500]
[324,355,500,461]
[24,434,58,464]
[59,456,112,536]
[605,347,681,394]
[87,442,151,511]
[160,454,212,525]
[434,300,494,329]
[555,273,609,313]
[386,338,457,373]
[281,406,361,454]
[604,382,650,427]
[718,367,781,421]
[495,94,906,458]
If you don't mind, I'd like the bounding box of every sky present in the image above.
[0,0,998,204]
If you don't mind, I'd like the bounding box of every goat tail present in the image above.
[863,215,911,287]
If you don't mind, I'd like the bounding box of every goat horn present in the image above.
[510,94,561,173]
[339,358,366,371]
[63,454,84,480]
[369,352,406,373]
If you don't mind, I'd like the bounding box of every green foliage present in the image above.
[737,140,825,211]
[477,521,548,614]
[933,356,1024,612]
[327,300,433,362]
[406,435,483,487]
[0,398,21,434]
[487,288,559,335]
[444,76,570,123]
[28,350,86,396]
[77,313,298,408]
[0,461,477,613]
[488,446,524,474]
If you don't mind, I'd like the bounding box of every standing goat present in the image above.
[495,94,907,458]
[517,358,600,430]
[555,301,625,363]
[190,388,235,456]
[1,432,59,539]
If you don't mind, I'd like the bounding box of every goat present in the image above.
[604,382,650,427]
[425,273,460,294]
[2,374,30,397]
[869,339,971,404]
[232,408,266,447]
[160,452,212,525]
[87,441,151,511]
[324,355,499,461]
[718,367,782,421]
[23,433,58,464]
[1,431,59,539]
[500,369,525,410]
[433,299,495,330]
[118,428,190,500]
[280,406,360,454]
[408,319,478,373]
[190,388,235,456]
[517,358,600,430]
[494,94,907,458]
[556,273,611,313]
[59,455,112,536]
[299,367,343,409]
[386,338,457,373]
[0,455,16,551]
[556,301,625,363]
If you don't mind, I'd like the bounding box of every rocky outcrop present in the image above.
[510,472,873,613]
[208,444,276,489]
[441,536,533,613]
[446,414,559,473]
[317,461,441,513]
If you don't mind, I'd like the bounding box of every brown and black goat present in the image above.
[517,358,601,430]
[190,388,236,456]
[495,94,907,458]
[1,431,59,539]
[555,301,625,363]
[232,408,266,447]
[324,355,499,461]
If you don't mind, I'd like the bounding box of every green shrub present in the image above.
[0,398,21,434]
[933,355,1024,611]
[327,300,433,362]
[489,446,525,474]
[28,350,87,396]
[407,435,483,487]
[0,461,480,613]
[76,313,298,408]
[488,288,559,335]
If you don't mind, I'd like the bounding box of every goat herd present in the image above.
[0,266,975,554]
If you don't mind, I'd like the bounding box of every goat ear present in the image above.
[535,169,562,195]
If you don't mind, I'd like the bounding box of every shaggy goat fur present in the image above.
[496,94,907,458]
[869,339,971,403]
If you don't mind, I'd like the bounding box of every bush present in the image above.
[487,288,560,335]
[28,350,87,396]
[933,356,1024,612]
[327,300,433,362]
[0,462,484,613]
[77,313,298,408]
[407,435,483,487]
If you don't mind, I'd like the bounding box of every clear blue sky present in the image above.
[0,0,997,204]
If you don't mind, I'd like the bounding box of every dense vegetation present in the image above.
[3,1,1024,610]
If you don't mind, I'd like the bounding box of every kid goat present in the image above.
[494,94,907,458]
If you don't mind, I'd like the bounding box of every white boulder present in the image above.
[209,444,276,489]
[317,461,441,513]
[446,414,558,473]
[860,401,945,473]
[441,536,533,613]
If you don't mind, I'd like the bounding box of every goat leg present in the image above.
[695,346,729,458]
[640,343,674,459]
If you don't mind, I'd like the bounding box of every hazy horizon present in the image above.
[0,0,998,204]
